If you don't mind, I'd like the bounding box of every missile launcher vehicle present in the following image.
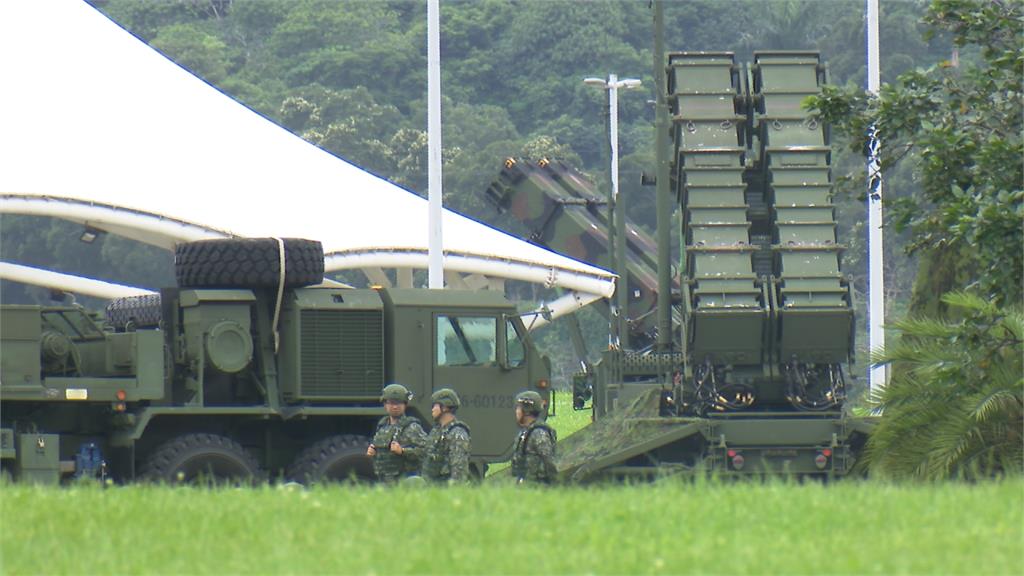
[488,50,874,482]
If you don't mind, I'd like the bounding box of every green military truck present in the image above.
[486,49,876,482]
[0,238,550,484]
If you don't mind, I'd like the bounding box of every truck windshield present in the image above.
[436,315,496,367]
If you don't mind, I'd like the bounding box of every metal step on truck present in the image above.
[0,238,551,484]
[486,49,875,482]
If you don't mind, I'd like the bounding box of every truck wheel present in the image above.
[287,434,374,485]
[138,433,263,485]
[105,294,162,330]
[174,238,324,289]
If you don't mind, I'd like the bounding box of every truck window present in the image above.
[506,319,525,368]
[436,315,496,367]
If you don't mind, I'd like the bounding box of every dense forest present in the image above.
[0,0,958,380]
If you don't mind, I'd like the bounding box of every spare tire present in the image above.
[105,294,162,330]
[175,238,324,289]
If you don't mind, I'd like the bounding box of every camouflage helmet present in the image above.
[381,383,412,403]
[515,390,544,415]
[430,388,461,409]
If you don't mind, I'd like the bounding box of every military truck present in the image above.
[0,238,550,484]
[486,49,875,482]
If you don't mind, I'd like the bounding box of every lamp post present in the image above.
[584,74,642,350]
[866,0,887,390]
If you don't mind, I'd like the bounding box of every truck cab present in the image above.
[379,289,550,459]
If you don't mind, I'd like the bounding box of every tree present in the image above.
[864,293,1022,479]
[150,23,231,82]
[807,0,1023,480]
[810,0,1023,310]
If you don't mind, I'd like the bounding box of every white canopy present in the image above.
[0,0,614,308]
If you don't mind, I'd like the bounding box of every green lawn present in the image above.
[3,398,1021,575]
[2,479,1021,575]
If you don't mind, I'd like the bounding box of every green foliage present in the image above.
[809,0,1023,307]
[865,292,1023,479]
[3,480,1021,574]
[150,23,231,82]
[98,0,224,40]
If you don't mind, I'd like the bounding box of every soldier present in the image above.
[366,383,427,483]
[510,390,557,484]
[421,388,472,484]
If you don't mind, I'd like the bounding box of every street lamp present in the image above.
[584,74,642,350]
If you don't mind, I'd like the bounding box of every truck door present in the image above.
[432,313,527,458]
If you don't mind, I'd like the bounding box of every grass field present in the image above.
[2,479,1021,575]
[3,399,1021,575]
[546,390,593,437]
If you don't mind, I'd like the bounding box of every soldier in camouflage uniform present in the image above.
[510,390,557,484]
[366,384,427,483]
[421,388,472,484]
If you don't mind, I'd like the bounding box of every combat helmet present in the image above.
[515,390,544,415]
[430,388,461,409]
[381,383,412,403]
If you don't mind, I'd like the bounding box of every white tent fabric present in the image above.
[0,0,615,301]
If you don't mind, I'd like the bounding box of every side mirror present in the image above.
[572,371,593,411]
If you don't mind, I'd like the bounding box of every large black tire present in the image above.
[138,433,263,485]
[175,238,324,289]
[105,294,162,330]
[287,434,375,485]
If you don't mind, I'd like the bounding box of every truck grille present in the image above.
[299,309,384,397]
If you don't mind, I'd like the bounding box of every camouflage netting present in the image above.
[556,389,684,479]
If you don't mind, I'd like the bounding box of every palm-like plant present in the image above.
[864,292,1023,479]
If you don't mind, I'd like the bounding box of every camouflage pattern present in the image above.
[380,383,413,403]
[421,419,472,484]
[371,415,427,482]
[510,420,557,484]
[430,388,461,409]
[485,158,674,348]
[515,390,544,415]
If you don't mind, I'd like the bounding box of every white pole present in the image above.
[609,74,619,210]
[427,0,443,289]
[608,74,620,346]
[866,0,886,389]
